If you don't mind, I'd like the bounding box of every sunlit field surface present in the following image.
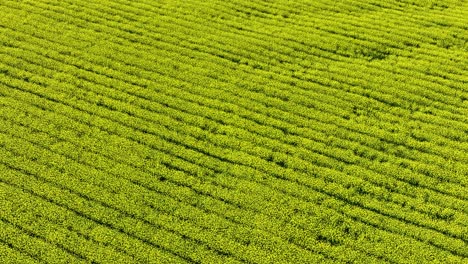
[0,0,467,263]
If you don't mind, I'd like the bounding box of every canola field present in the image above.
[0,0,467,263]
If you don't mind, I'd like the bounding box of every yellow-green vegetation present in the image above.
[0,0,467,263]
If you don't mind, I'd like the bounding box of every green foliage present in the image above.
[0,0,467,263]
